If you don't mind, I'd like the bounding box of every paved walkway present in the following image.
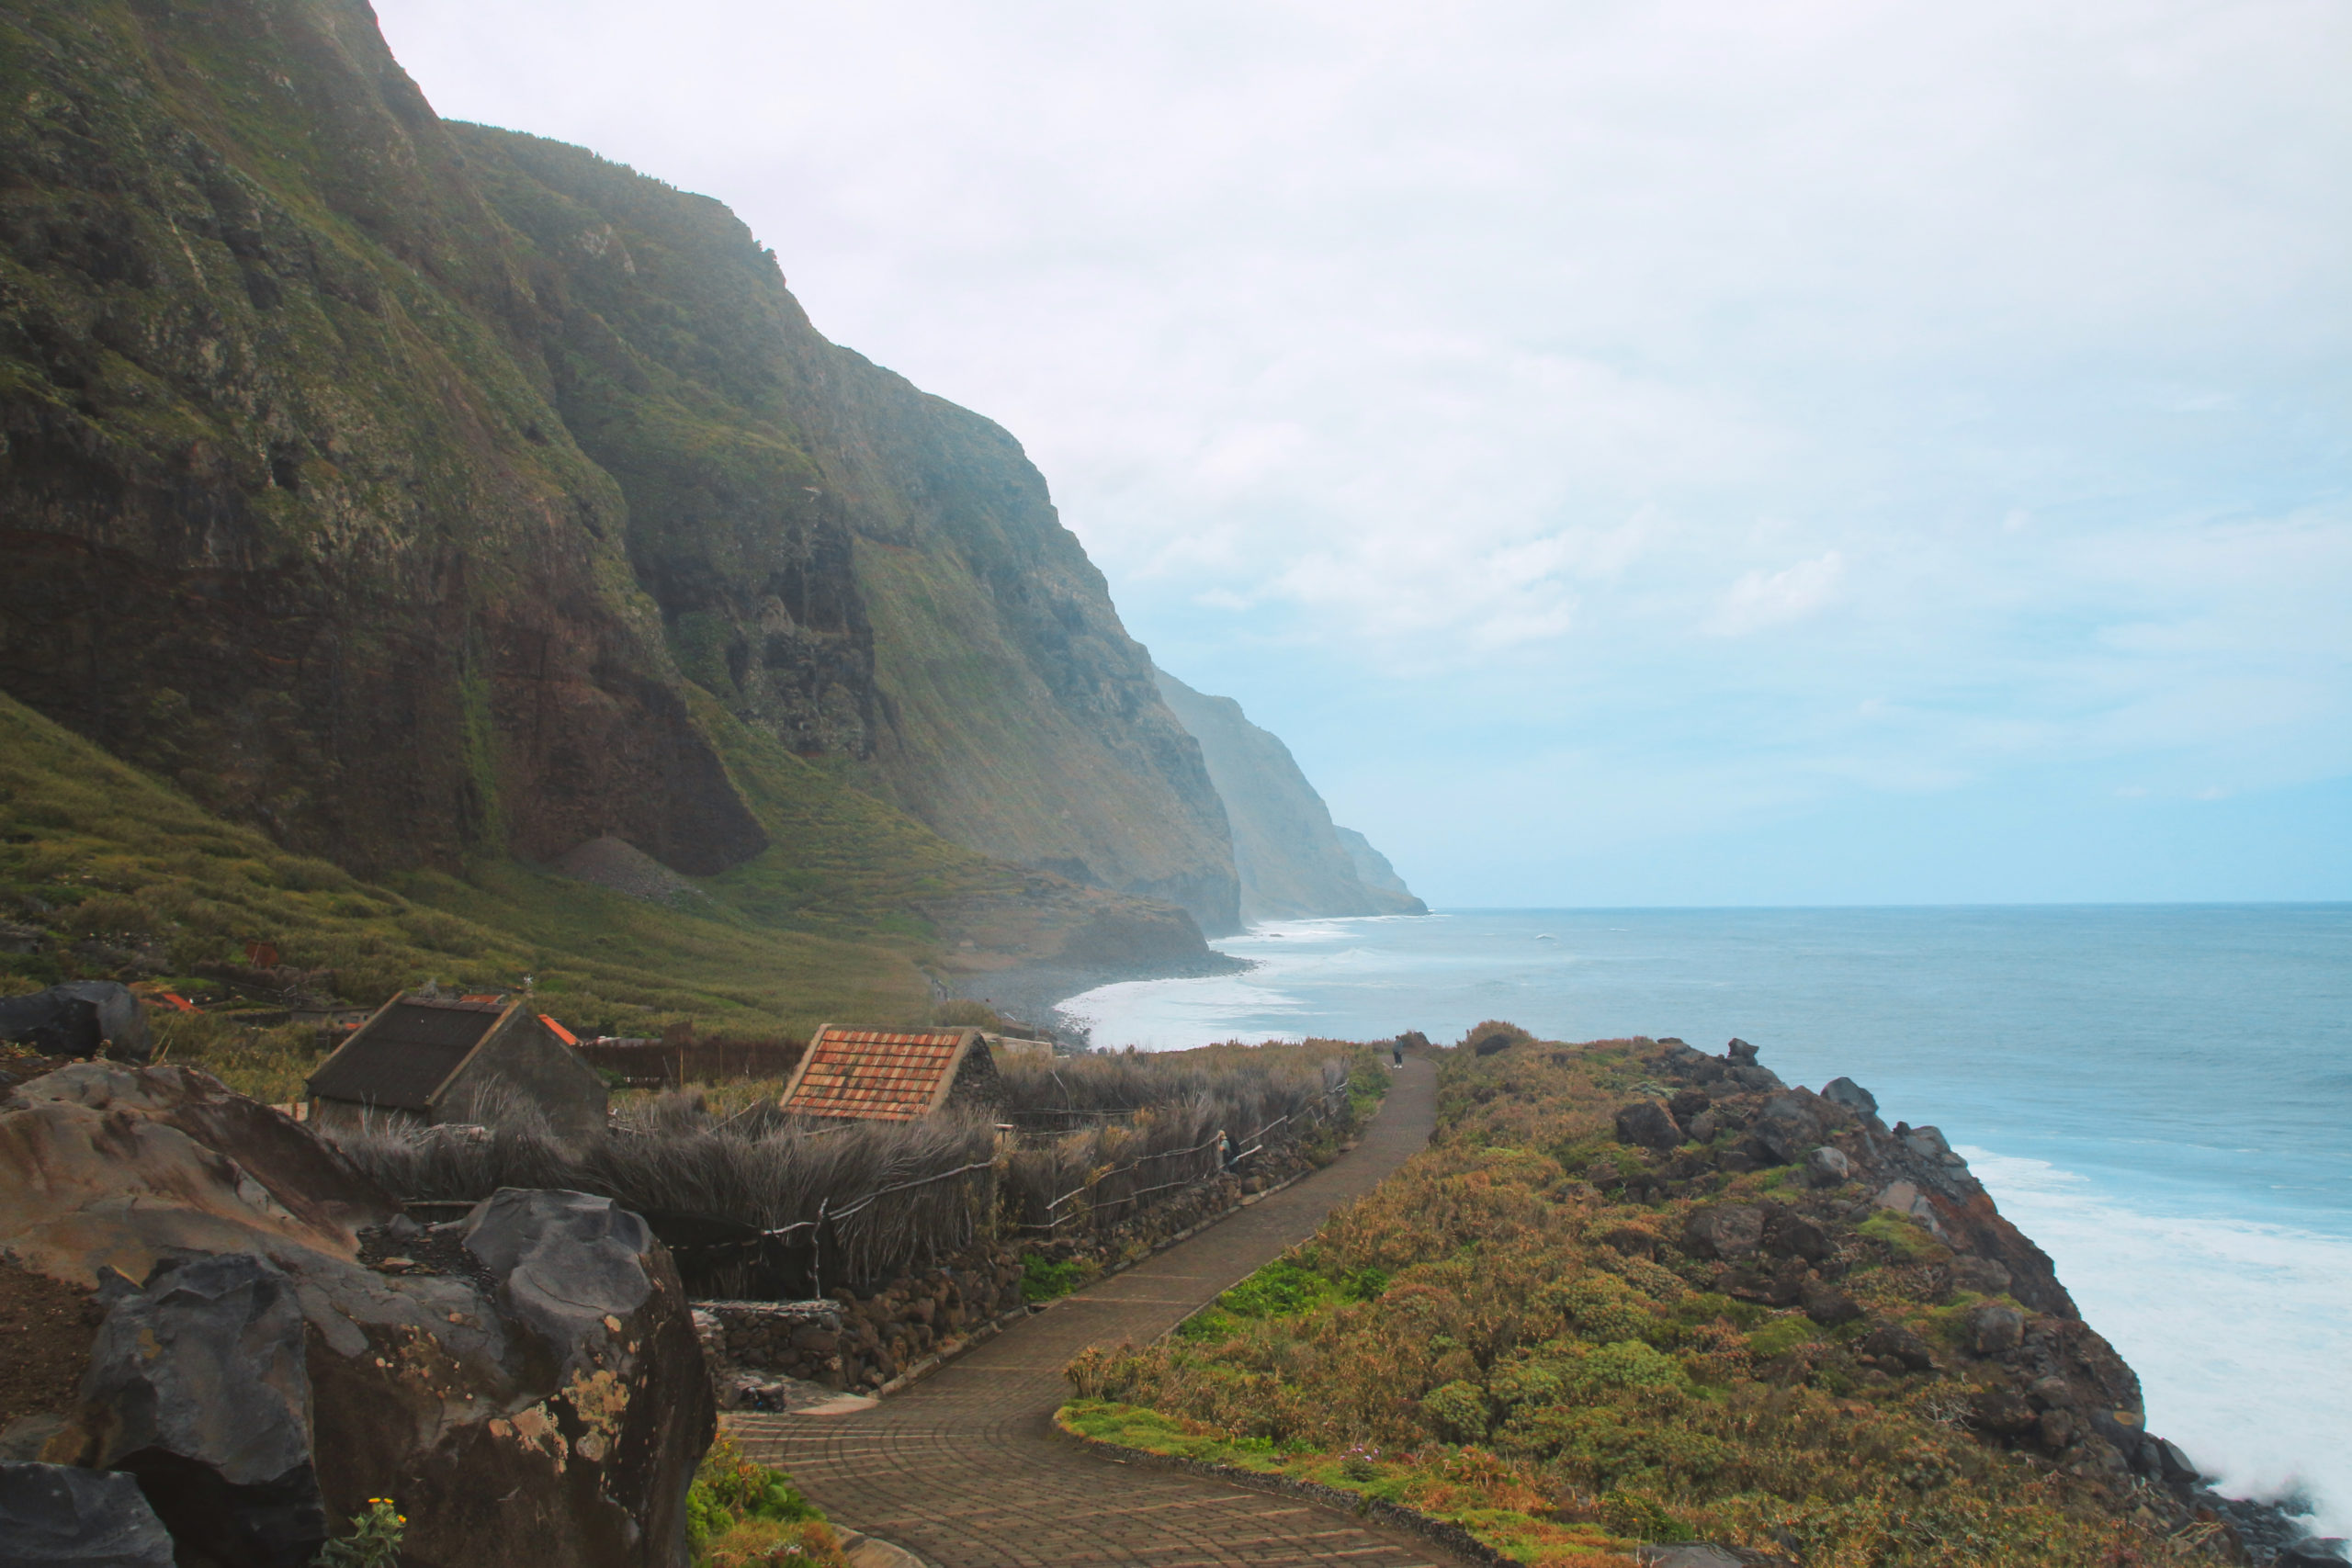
[730,1057,1442,1568]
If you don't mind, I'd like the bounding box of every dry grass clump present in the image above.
[996,1044,1366,1236]
[328,1098,997,1292]
[327,1040,1380,1292]
[1066,1036,2199,1568]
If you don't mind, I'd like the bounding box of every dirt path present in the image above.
[729,1056,1442,1568]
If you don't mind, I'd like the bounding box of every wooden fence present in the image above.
[579,1037,806,1089]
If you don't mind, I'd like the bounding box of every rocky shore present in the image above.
[1604,1036,2345,1566]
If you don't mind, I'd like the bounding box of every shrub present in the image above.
[313,1497,403,1567]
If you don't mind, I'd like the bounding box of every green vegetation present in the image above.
[0,690,994,1097]
[686,1436,847,1568]
[1062,1036,2202,1568]
[312,1498,404,1568]
[1020,1253,1094,1303]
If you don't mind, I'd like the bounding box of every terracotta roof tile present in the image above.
[781,1028,976,1121]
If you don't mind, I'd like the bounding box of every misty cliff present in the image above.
[0,0,1238,944]
[1153,669,1425,922]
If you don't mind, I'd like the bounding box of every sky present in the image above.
[373,0,2352,908]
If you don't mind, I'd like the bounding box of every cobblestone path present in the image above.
[729,1056,1442,1568]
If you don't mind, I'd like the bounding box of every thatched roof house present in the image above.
[779,1026,1001,1122]
[306,992,606,1139]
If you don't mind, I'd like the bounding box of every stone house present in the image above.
[306,992,607,1139]
[779,1026,1002,1121]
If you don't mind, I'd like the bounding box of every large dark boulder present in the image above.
[297,1189,714,1568]
[1821,1077,1877,1116]
[1969,1304,2026,1356]
[1613,1100,1685,1152]
[1763,1207,1831,1262]
[0,984,150,1064]
[0,1461,176,1567]
[1804,1145,1852,1187]
[461,1190,656,1370]
[1860,1322,1936,1372]
[1801,1282,1861,1326]
[73,1253,325,1568]
[1751,1094,1821,1165]
[1682,1203,1765,1260]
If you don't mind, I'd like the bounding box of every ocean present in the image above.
[1058,905,2352,1532]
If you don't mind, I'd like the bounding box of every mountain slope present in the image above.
[1152,669,1425,922]
[0,0,1238,944]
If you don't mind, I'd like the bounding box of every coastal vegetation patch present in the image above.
[1061,1031,2229,1567]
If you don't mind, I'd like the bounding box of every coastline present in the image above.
[948,950,1251,1043]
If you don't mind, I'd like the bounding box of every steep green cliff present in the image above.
[1153,669,1425,922]
[0,0,1238,987]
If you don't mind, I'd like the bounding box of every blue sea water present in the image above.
[1059,905,2352,1532]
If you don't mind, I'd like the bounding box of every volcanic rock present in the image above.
[1860,1323,1935,1372]
[0,984,150,1065]
[70,1253,324,1567]
[1614,1101,1685,1152]
[1804,1145,1852,1187]
[0,1461,175,1567]
[1751,1094,1821,1164]
[1682,1203,1766,1261]
[1820,1077,1878,1116]
[1668,1089,1713,1124]
[1763,1208,1831,1262]
[1970,1304,2026,1356]
[1724,1038,1760,1066]
[1951,1256,2013,1295]
[1971,1388,2040,1436]
[1800,1283,1861,1326]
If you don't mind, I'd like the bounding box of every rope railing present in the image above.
[1016,1077,1355,1232]
[670,1072,1362,1288]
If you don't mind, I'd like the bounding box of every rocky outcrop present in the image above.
[0,1461,175,1567]
[1153,669,1423,923]
[1594,1038,2205,1499]
[0,0,1241,942]
[3,1063,711,1567]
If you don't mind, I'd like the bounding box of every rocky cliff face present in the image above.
[1152,669,1424,922]
[0,0,1237,937]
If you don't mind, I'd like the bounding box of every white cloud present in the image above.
[1705,549,1847,637]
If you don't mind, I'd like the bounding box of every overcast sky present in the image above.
[375,0,2350,907]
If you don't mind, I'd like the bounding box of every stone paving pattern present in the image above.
[730,1058,1443,1568]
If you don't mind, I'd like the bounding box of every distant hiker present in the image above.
[1392,1038,1406,1068]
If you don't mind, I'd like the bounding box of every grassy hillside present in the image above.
[0,688,1102,1095]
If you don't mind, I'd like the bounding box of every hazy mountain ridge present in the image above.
[1153,669,1425,922]
[0,0,1238,971]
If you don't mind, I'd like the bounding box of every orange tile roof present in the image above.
[781,1027,975,1121]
